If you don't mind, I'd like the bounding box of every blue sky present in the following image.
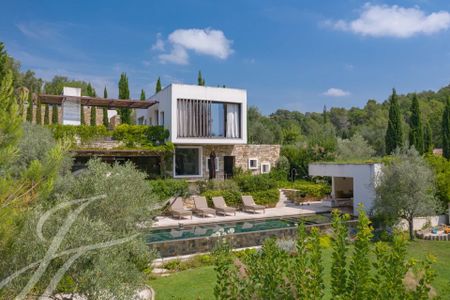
[2,0,450,113]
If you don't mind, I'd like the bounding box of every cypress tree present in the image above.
[36,100,42,125]
[80,105,85,125]
[323,105,328,124]
[44,103,50,125]
[443,96,450,159]
[424,121,433,153]
[52,105,58,124]
[408,94,424,154]
[26,97,33,123]
[197,71,205,86]
[87,83,97,126]
[90,106,96,126]
[118,73,131,124]
[385,89,403,154]
[140,89,146,101]
[155,77,162,93]
[103,86,109,128]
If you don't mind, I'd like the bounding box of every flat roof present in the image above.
[35,94,158,109]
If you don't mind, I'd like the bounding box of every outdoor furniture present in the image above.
[212,196,237,216]
[193,196,216,217]
[444,225,450,234]
[241,195,265,214]
[169,197,192,219]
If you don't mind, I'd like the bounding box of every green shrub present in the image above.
[50,124,109,143]
[112,124,169,147]
[197,179,240,194]
[161,254,214,272]
[247,188,280,207]
[202,189,242,207]
[234,173,277,192]
[278,180,330,197]
[149,179,189,201]
[271,156,290,180]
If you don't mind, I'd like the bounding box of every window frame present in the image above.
[173,146,203,178]
[248,158,259,170]
[260,162,271,174]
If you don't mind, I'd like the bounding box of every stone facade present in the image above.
[176,144,281,180]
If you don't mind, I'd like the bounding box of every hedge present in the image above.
[233,173,278,192]
[201,189,242,207]
[149,179,189,201]
[50,125,109,143]
[247,188,280,207]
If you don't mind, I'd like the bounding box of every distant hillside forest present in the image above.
[249,91,447,154]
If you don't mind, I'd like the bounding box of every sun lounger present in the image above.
[193,196,216,217]
[242,195,265,214]
[169,197,192,219]
[212,196,237,216]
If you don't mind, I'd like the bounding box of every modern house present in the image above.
[137,84,280,179]
[308,163,382,215]
[36,84,280,180]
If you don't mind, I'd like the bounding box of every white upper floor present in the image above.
[136,84,247,145]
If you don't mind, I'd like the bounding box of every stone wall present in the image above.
[149,220,357,257]
[200,144,281,179]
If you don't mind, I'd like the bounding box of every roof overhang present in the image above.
[35,94,158,109]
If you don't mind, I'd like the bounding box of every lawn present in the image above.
[150,240,450,300]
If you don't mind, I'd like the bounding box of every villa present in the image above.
[37,84,280,179]
[136,83,280,180]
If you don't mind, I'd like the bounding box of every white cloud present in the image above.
[159,45,189,65]
[151,33,165,51]
[323,88,350,97]
[330,3,450,38]
[155,28,233,64]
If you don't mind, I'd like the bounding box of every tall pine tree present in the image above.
[52,105,58,124]
[197,71,205,86]
[424,121,433,153]
[44,103,50,125]
[140,89,146,101]
[443,96,450,159]
[155,77,162,93]
[102,86,109,128]
[408,94,424,154]
[385,89,403,154]
[118,73,131,124]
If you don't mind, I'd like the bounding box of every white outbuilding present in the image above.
[308,163,382,215]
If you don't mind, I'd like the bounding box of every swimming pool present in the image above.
[146,213,333,243]
[145,213,351,257]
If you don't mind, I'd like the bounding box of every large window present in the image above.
[177,99,240,138]
[174,147,201,177]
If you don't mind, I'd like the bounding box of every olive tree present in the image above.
[1,160,161,299]
[336,133,375,161]
[374,148,440,240]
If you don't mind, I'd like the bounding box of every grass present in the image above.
[149,240,450,300]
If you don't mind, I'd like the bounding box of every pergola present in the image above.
[34,94,158,109]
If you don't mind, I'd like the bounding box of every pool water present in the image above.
[146,213,333,243]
